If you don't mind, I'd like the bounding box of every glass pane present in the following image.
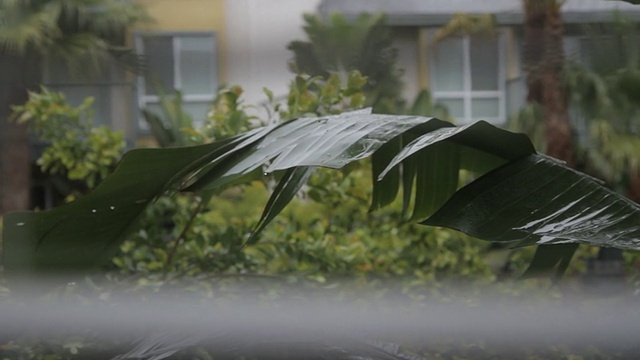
[433,37,464,91]
[470,35,499,91]
[438,98,465,120]
[471,98,500,119]
[179,36,216,95]
[143,36,174,95]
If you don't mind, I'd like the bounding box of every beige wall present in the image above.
[135,0,228,82]
[134,0,320,112]
[225,0,321,108]
[137,0,225,31]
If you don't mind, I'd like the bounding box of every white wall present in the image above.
[225,0,320,111]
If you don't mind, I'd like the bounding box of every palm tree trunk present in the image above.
[0,53,39,214]
[523,0,574,165]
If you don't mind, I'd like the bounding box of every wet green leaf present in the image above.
[422,154,640,249]
[522,244,579,281]
[2,135,249,274]
[248,166,315,245]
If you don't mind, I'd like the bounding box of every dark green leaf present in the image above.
[186,109,439,192]
[379,121,535,180]
[411,141,460,221]
[422,154,640,248]
[2,136,248,274]
[248,166,315,245]
[378,121,534,220]
[370,137,401,211]
[400,134,418,219]
[521,244,579,282]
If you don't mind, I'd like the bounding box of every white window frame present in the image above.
[135,31,219,129]
[430,31,506,125]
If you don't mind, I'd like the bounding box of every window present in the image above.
[430,33,506,124]
[136,32,218,129]
[42,61,134,135]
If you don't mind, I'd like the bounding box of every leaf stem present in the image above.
[165,196,205,269]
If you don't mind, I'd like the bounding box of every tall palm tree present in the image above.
[0,0,148,214]
[522,0,574,165]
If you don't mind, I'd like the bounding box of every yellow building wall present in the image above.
[134,0,227,82]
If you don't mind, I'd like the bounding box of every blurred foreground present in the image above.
[1,278,639,359]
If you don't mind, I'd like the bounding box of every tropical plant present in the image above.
[141,90,198,148]
[288,12,404,113]
[564,16,640,189]
[11,87,125,197]
[111,73,374,276]
[0,0,147,76]
[0,0,148,214]
[4,104,640,281]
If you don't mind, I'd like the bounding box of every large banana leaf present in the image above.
[2,110,639,276]
[423,154,640,249]
[2,128,271,274]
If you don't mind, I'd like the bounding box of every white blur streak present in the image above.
[1,280,640,357]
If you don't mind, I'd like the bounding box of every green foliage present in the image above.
[288,13,403,113]
[563,17,640,184]
[507,103,545,151]
[141,90,198,147]
[110,72,493,287]
[11,87,125,191]
[0,0,149,77]
[112,193,261,276]
[407,89,451,120]
[288,13,454,119]
[281,73,367,119]
[113,73,373,280]
[256,167,494,283]
[588,120,640,186]
[432,13,497,43]
[203,85,258,141]
[113,170,495,286]
[508,16,640,276]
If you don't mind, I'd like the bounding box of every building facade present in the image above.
[43,0,319,142]
[319,0,640,125]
